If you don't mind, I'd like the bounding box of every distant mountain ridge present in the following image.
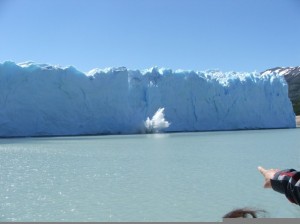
[262,67,300,115]
[262,67,300,78]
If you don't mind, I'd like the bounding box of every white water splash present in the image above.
[144,108,170,133]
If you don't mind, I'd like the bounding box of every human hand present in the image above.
[258,166,279,188]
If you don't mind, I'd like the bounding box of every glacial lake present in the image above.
[1,128,300,222]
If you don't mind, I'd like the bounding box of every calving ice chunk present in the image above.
[0,61,296,137]
[144,108,170,133]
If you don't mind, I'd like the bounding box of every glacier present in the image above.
[0,61,296,137]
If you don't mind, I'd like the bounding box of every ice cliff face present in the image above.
[262,66,300,101]
[262,66,300,115]
[0,61,296,137]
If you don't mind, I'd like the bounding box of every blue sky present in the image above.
[0,0,299,72]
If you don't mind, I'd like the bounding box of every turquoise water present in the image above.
[1,129,300,222]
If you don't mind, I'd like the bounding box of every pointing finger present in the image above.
[258,166,266,175]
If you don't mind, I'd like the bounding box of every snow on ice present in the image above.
[0,61,296,137]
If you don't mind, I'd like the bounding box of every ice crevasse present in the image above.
[0,61,296,137]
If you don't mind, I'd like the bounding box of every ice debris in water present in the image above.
[144,108,170,133]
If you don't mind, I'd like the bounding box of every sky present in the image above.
[0,0,300,73]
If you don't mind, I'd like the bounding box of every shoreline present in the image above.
[297,116,300,127]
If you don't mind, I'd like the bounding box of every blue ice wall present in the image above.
[0,62,295,137]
